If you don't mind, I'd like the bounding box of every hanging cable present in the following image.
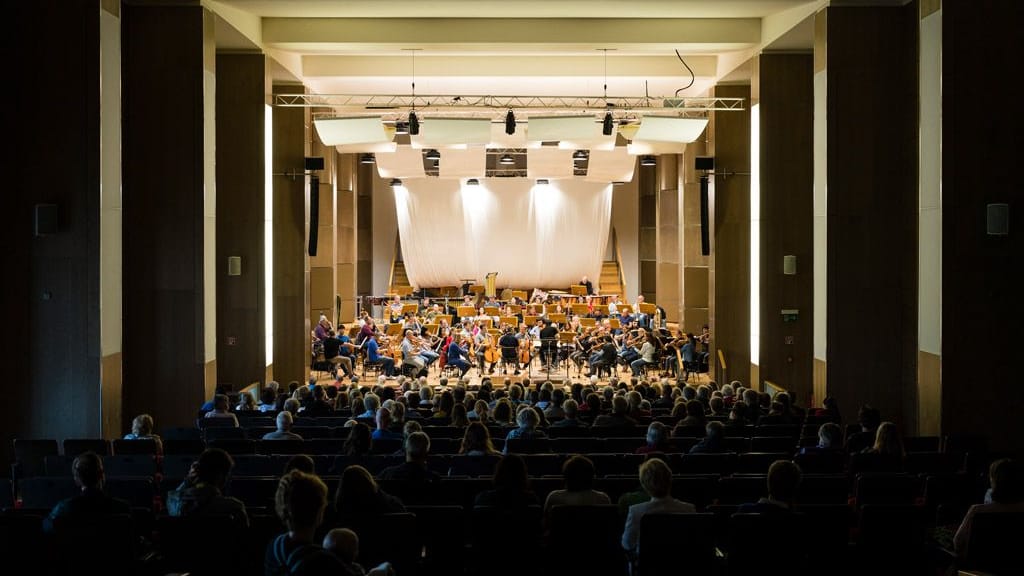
[674,49,695,96]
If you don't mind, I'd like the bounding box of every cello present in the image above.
[518,333,532,368]
[484,332,501,365]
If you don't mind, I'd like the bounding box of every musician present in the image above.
[515,324,533,371]
[580,275,594,295]
[424,303,442,324]
[314,314,334,341]
[388,295,404,323]
[365,332,396,377]
[402,313,423,335]
[539,319,559,370]
[446,336,472,377]
[412,329,440,366]
[661,329,688,376]
[618,327,646,366]
[400,329,431,377]
[630,331,659,376]
[357,317,378,345]
[607,295,620,316]
[528,318,543,340]
[472,329,498,375]
[634,295,650,329]
[698,324,711,353]
[498,326,521,375]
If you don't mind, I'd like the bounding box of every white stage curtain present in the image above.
[394,178,612,289]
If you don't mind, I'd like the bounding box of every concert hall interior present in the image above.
[5,1,1023,574]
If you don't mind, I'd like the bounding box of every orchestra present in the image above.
[333,287,707,383]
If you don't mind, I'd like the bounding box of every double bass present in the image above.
[484,332,501,365]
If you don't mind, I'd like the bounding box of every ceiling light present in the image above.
[408,111,420,136]
[536,178,549,185]
[394,122,409,135]
[640,156,657,167]
[573,150,587,162]
[499,154,515,165]
[505,109,516,135]
[466,178,480,186]
[425,149,441,161]
[390,178,403,187]
[603,112,614,136]
[359,153,375,164]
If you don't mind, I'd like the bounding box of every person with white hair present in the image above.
[358,393,380,419]
[263,411,303,440]
[502,406,547,453]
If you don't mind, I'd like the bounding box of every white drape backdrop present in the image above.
[394,178,612,289]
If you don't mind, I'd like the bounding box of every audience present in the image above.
[204,393,240,427]
[265,470,345,574]
[688,420,727,454]
[737,459,802,514]
[544,455,611,517]
[636,421,670,454]
[621,458,696,557]
[377,431,441,504]
[167,447,249,527]
[123,413,164,454]
[322,527,395,576]
[953,458,1024,560]
[43,451,131,534]
[474,454,541,509]
[263,410,303,440]
[332,465,406,523]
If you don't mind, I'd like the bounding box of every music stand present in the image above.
[557,331,577,378]
[571,303,590,316]
[570,285,588,296]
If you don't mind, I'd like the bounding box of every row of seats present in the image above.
[6,501,1010,576]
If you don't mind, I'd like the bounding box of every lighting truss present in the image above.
[275,93,744,120]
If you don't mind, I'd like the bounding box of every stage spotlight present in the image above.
[603,112,614,136]
[466,178,480,186]
[640,155,657,167]
[359,154,375,164]
[536,178,549,185]
[408,111,420,135]
[505,109,516,135]
[390,178,403,187]
[573,150,587,162]
[499,154,515,165]
[425,149,441,161]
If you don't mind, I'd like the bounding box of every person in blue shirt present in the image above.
[446,336,472,376]
[371,407,404,441]
[365,333,396,377]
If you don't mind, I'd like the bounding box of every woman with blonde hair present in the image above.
[265,470,344,574]
[124,413,163,455]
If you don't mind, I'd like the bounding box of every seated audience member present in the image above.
[636,421,670,454]
[544,455,611,517]
[284,454,317,475]
[323,527,395,576]
[168,447,249,527]
[503,406,547,452]
[726,401,750,427]
[593,395,639,428]
[263,410,304,441]
[621,458,697,556]
[814,395,842,423]
[357,393,381,419]
[377,431,441,504]
[332,465,406,524]
[260,387,279,413]
[549,399,587,428]
[737,459,802,515]
[304,385,335,417]
[460,421,501,456]
[265,470,345,575]
[43,451,131,534]
[798,422,845,456]
[199,385,229,413]
[846,405,882,453]
[689,420,727,454]
[123,413,164,454]
[371,407,403,441]
[236,392,258,412]
[450,403,471,428]
[676,399,707,428]
[953,458,1024,560]
[473,454,541,509]
[343,423,373,457]
[616,454,670,516]
[204,393,240,427]
[855,421,905,473]
[756,400,793,426]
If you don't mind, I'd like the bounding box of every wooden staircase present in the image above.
[387,234,414,296]
[599,260,623,296]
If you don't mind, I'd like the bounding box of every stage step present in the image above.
[599,260,622,295]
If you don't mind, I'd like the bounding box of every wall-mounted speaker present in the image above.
[305,156,324,171]
[308,175,320,257]
[227,256,242,276]
[695,156,715,171]
[34,204,58,236]
[987,203,1009,236]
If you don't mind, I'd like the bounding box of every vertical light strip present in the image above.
[750,104,760,366]
[265,104,273,367]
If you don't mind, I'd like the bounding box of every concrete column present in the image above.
[337,155,358,324]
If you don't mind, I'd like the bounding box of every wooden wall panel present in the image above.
[825,5,919,429]
[216,53,266,392]
[942,1,1024,452]
[758,53,814,406]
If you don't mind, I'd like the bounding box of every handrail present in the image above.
[717,349,727,371]
[612,227,626,295]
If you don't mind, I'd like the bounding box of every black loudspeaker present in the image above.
[35,204,58,236]
[308,175,319,257]
[305,156,324,171]
[695,156,715,171]
[699,175,710,256]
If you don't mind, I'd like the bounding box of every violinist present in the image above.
[446,334,472,377]
[364,332,396,377]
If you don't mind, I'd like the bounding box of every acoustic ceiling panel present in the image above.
[585,148,637,183]
[527,115,599,143]
[375,145,426,178]
[438,148,487,178]
[410,118,493,147]
[526,147,574,179]
[313,117,390,146]
[631,116,709,143]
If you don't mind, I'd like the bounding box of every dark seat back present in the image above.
[638,513,716,576]
[962,511,1024,575]
[547,505,627,576]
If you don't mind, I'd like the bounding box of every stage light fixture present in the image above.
[536,178,549,185]
[499,154,515,165]
[603,112,614,136]
[640,155,657,167]
[390,178,403,187]
[359,153,375,164]
[573,150,587,162]
[505,109,516,135]
[408,111,420,135]
[425,149,441,161]
[466,178,480,185]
